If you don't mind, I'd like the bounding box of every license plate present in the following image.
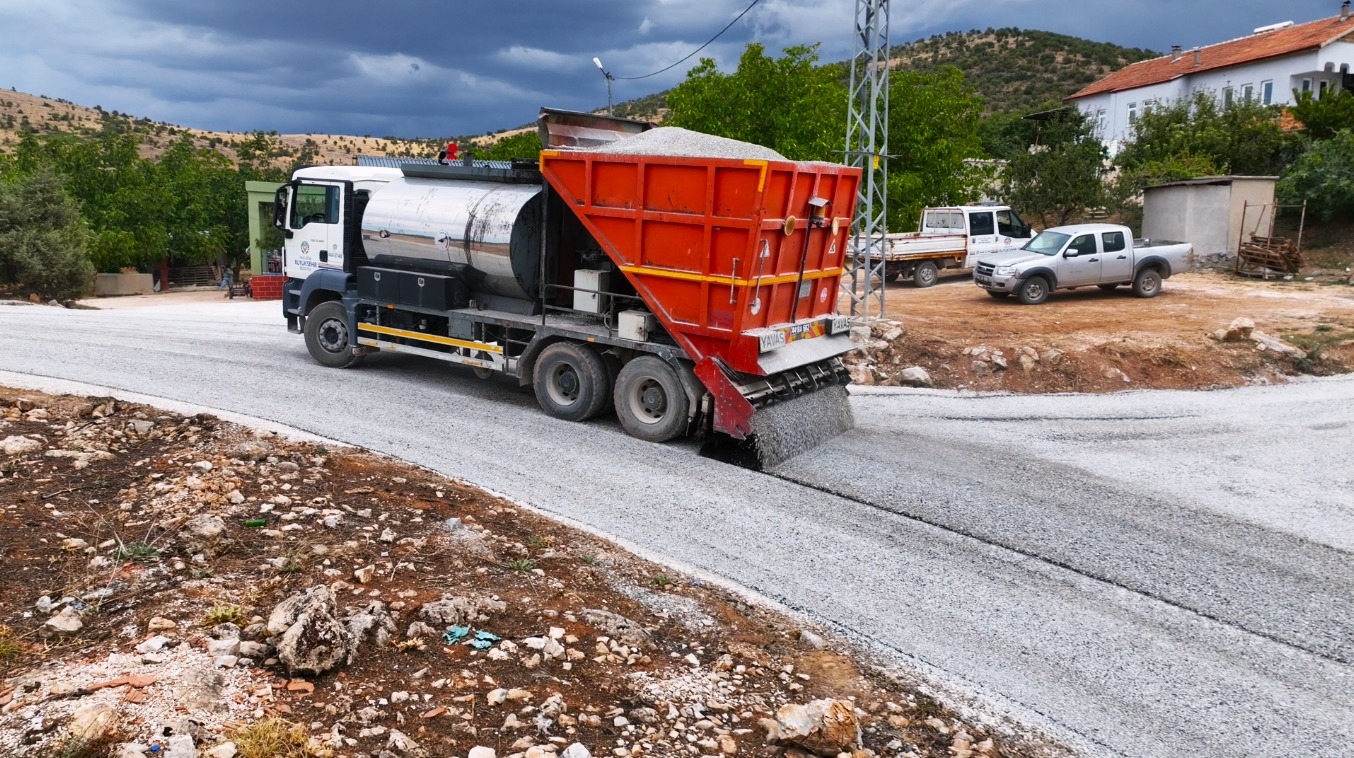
[975,275,992,285]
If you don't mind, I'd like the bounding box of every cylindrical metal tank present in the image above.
[361,177,543,301]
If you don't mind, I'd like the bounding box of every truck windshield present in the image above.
[1021,231,1069,256]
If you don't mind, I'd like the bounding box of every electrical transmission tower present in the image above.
[842,0,890,320]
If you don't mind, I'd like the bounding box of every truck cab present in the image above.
[916,205,1033,264]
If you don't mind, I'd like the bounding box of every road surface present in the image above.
[1,298,1351,758]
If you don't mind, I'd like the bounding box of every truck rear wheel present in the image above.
[1016,276,1050,305]
[614,356,689,443]
[304,301,364,368]
[534,342,612,421]
[1132,268,1162,298]
[913,261,939,288]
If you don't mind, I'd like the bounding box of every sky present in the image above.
[0,0,1344,139]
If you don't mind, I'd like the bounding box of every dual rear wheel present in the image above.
[533,345,688,442]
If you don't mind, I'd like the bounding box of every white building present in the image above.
[1068,2,1354,154]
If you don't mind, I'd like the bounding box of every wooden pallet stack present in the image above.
[1237,235,1302,276]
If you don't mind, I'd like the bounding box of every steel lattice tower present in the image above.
[842,0,890,320]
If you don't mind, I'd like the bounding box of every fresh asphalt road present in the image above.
[1,299,1351,758]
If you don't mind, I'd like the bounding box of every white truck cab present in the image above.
[872,205,1034,287]
[276,166,402,281]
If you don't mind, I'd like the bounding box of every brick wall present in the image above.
[250,274,287,301]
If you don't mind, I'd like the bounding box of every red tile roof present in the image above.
[1068,13,1354,100]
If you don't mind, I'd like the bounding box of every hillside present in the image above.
[0,89,457,168]
[889,28,1158,112]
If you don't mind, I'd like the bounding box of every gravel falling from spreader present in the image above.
[701,386,856,471]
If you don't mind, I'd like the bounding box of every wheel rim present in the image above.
[317,318,349,353]
[547,363,582,406]
[1142,276,1158,293]
[626,378,668,425]
[919,266,936,285]
[1027,281,1045,299]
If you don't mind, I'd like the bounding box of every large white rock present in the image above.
[268,586,354,675]
[0,435,41,456]
[761,699,861,756]
[897,366,933,387]
[41,606,83,637]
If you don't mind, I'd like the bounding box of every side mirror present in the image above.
[273,185,292,230]
[1062,248,1076,258]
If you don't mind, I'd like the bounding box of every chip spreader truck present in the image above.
[274,110,862,468]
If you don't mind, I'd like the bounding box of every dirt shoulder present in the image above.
[0,389,1065,758]
[846,271,1354,393]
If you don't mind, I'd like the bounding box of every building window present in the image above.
[1095,109,1107,135]
[1261,80,1274,104]
[1319,80,1330,98]
[1128,102,1138,124]
[1241,83,1254,102]
[1223,87,1234,108]
[1302,78,1313,94]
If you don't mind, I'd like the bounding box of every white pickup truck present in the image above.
[973,223,1193,305]
[867,205,1035,287]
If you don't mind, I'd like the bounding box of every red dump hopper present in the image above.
[539,148,861,438]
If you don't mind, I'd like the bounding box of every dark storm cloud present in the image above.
[0,0,1345,139]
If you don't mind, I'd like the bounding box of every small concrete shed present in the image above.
[1141,176,1277,258]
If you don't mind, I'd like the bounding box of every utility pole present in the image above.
[593,57,615,115]
[842,0,890,321]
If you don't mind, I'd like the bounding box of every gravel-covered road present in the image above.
[2,299,1352,758]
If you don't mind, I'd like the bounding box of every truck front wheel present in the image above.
[1133,268,1162,298]
[614,356,689,443]
[304,301,364,368]
[534,342,612,422]
[913,261,939,288]
[1016,276,1050,305]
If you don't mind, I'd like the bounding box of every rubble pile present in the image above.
[0,390,1025,758]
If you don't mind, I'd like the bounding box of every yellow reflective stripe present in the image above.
[743,159,768,191]
[357,324,503,354]
[618,265,842,288]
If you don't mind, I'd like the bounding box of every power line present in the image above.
[613,0,763,81]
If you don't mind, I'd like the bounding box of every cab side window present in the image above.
[291,184,338,227]
[1101,231,1126,252]
[968,212,995,236]
[1067,234,1097,256]
[996,210,1019,237]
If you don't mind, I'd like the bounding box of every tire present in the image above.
[613,356,690,443]
[1097,284,1119,291]
[986,290,1010,299]
[304,301,364,368]
[533,342,612,421]
[913,261,939,288]
[882,268,900,283]
[1016,276,1050,305]
[1132,268,1162,298]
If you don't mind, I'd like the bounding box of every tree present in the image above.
[0,169,93,301]
[885,67,988,231]
[1278,129,1354,221]
[477,130,542,161]
[667,43,846,161]
[1007,109,1110,228]
[1289,90,1354,141]
[1114,90,1295,185]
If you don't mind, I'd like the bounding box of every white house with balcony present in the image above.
[1068,2,1354,154]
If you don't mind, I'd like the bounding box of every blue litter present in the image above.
[442,625,470,644]
[467,630,501,650]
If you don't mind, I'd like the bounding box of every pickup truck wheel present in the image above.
[1016,276,1050,305]
[882,269,900,283]
[986,291,1010,299]
[913,261,939,288]
[534,342,612,421]
[1133,268,1162,298]
[614,356,689,443]
[1097,284,1119,291]
[304,301,364,368]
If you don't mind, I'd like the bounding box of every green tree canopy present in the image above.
[1007,109,1110,228]
[1290,90,1354,141]
[1278,129,1354,221]
[886,66,988,230]
[667,43,846,161]
[1114,91,1296,187]
[0,169,93,301]
[477,130,542,161]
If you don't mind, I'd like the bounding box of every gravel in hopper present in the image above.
[590,126,788,161]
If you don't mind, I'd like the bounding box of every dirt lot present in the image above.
[846,271,1354,393]
[0,390,1055,758]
